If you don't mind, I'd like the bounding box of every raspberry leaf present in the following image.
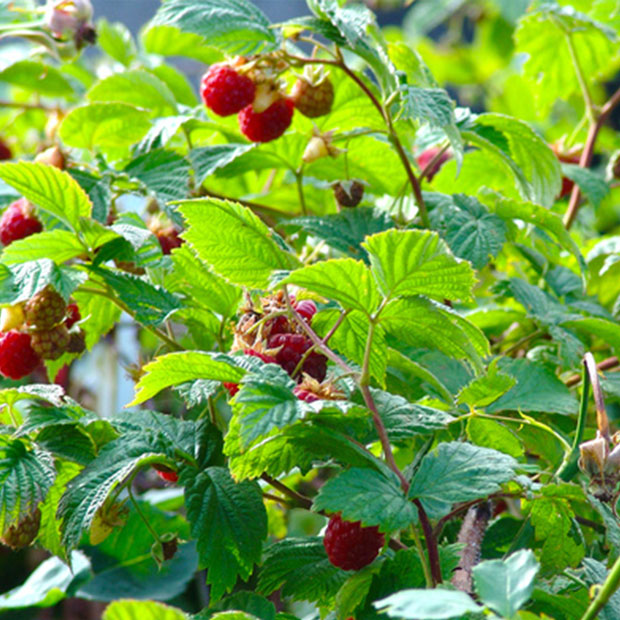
[374,588,481,619]
[130,351,244,406]
[0,230,86,265]
[0,162,91,230]
[190,144,256,186]
[313,467,418,532]
[102,600,189,620]
[178,199,298,288]
[182,466,266,602]
[364,230,476,303]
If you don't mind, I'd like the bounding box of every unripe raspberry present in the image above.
[0,198,42,246]
[201,63,256,117]
[294,300,317,322]
[1,508,41,550]
[24,285,67,330]
[333,181,364,208]
[291,77,334,118]
[238,98,294,143]
[416,146,451,181]
[0,331,40,379]
[31,324,71,360]
[323,513,384,570]
[0,304,25,332]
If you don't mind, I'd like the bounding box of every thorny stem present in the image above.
[580,552,620,620]
[415,499,442,585]
[564,85,620,229]
[260,473,313,510]
[323,309,349,344]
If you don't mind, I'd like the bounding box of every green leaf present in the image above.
[473,550,539,618]
[73,289,121,350]
[103,600,189,620]
[149,0,279,55]
[68,169,113,224]
[88,70,177,116]
[281,258,379,314]
[59,103,151,150]
[288,208,394,262]
[0,439,55,533]
[91,267,180,327]
[0,60,73,96]
[561,164,610,208]
[190,144,257,186]
[457,359,516,408]
[131,352,244,406]
[428,193,507,269]
[97,19,137,67]
[0,162,92,229]
[375,589,480,619]
[465,114,562,207]
[136,115,193,156]
[141,26,221,63]
[179,199,296,288]
[0,229,85,265]
[124,149,191,205]
[398,86,454,127]
[204,591,276,620]
[0,551,90,610]
[363,230,476,302]
[583,559,620,620]
[182,466,266,602]
[313,467,417,531]
[466,418,524,459]
[258,537,347,605]
[408,442,517,518]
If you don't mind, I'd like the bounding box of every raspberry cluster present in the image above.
[200,58,334,144]
[225,292,327,395]
[323,513,384,571]
[0,289,86,380]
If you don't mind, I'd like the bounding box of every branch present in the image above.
[581,552,620,620]
[414,499,442,585]
[261,473,313,510]
[565,356,619,387]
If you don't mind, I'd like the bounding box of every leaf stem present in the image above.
[128,486,161,544]
[260,473,313,510]
[580,552,620,620]
[564,30,595,123]
[295,167,308,216]
[414,499,442,585]
[410,524,434,588]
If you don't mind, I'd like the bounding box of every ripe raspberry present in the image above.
[417,146,451,181]
[323,513,384,570]
[153,465,178,483]
[200,63,256,117]
[24,285,67,330]
[0,331,40,379]
[1,508,41,550]
[0,198,42,246]
[295,300,317,322]
[156,227,183,255]
[224,348,277,396]
[333,181,364,208]
[291,77,334,118]
[31,324,70,360]
[293,386,320,403]
[238,98,294,143]
[267,333,327,381]
[0,139,11,161]
[65,303,81,328]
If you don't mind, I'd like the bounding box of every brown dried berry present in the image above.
[291,77,334,118]
[333,181,364,208]
[1,508,41,550]
[31,324,71,360]
[66,329,86,354]
[25,285,66,330]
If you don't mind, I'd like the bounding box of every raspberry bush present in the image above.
[0,1,620,619]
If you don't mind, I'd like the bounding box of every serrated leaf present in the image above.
[131,351,244,406]
[68,169,113,223]
[375,589,481,619]
[182,466,266,601]
[561,164,610,208]
[0,439,55,533]
[0,162,92,229]
[73,288,121,350]
[466,418,524,459]
[313,467,417,531]
[88,70,177,116]
[583,558,620,620]
[473,550,539,618]
[457,360,516,408]
[204,591,276,620]
[0,229,85,265]
[103,600,189,620]
[149,0,279,55]
[97,19,137,67]
[190,144,257,186]
[0,60,73,96]
[281,258,379,315]
[408,442,517,518]
[364,230,475,302]
[59,103,151,150]
[258,537,347,605]
[178,199,296,288]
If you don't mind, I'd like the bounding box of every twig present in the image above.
[565,356,619,387]
[415,499,442,585]
[580,552,620,620]
[260,473,313,510]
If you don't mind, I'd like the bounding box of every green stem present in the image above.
[564,29,595,123]
[557,354,591,481]
[415,499,442,585]
[295,167,308,216]
[128,486,161,544]
[411,524,434,588]
[581,553,620,620]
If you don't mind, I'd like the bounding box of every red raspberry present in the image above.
[291,77,334,118]
[24,285,67,330]
[156,227,183,255]
[0,331,40,379]
[293,386,320,403]
[323,513,384,570]
[1,508,41,549]
[417,147,451,181]
[0,139,11,161]
[295,300,317,322]
[31,324,71,360]
[267,333,327,381]
[238,98,294,143]
[153,465,178,483]
[200,63,256,117]
[65,303,81,328]
[224,348,277,396]
[0,198,42,246]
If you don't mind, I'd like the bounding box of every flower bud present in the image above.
[45,0,95,49]
[579,434,609,478]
